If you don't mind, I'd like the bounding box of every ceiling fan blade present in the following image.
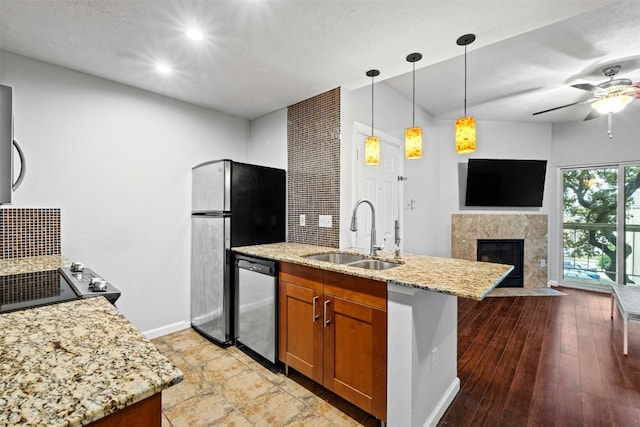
[624,83,640,98]
[532,101,582,115]
[583,110,600,121]
[572,83,599,92]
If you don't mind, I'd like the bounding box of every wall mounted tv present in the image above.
[465,158,547,207]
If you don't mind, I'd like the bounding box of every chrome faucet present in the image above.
[350,199,383,256]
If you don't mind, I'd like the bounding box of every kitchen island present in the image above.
[233,242,513,427]
[0,296,183,426]
[232,242,511,300]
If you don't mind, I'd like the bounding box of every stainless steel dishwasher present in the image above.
[234,254,278,365]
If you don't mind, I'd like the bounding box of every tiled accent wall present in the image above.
[287,88,341,248]
[451,213,548,288]
[0,208,61,259]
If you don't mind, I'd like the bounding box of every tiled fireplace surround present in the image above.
[451,213,548,288]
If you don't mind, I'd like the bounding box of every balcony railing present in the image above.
[563,222,640,285]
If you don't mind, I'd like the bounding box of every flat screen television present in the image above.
[465,159,547,207]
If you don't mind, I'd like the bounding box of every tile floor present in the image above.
[152,328,380,427]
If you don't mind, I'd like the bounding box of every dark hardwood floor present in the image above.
[438,287,640,427]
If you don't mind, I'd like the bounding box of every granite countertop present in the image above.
[233,242,513,300]
[0,255,70,276]
[0,297,183,426]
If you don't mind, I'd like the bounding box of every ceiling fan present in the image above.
[533,65,640,137]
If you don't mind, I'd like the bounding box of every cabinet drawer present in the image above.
[324,271,386,311]
[280,262,323,292]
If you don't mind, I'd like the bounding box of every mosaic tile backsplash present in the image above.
[287,88,341,248]
[0,208,61,259]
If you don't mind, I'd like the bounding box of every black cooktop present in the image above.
[0,267,121,314]
[0,269,78,313]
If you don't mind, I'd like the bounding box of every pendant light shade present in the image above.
[405,127,422,158]
[365,136,380,165]
[365,69,380,165]
[405,53,422,159]
[455,34,476,154]
[455,116,476,154]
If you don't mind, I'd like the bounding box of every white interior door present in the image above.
[352,122,404,252]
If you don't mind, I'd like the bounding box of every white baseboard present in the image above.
[423,377,460,427]
[423,377,461,427]
[558,281,612,294]
[143,320,190,339]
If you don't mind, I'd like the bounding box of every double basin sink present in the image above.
[303,252,401,270]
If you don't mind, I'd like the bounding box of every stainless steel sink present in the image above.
[347,259,401,270]
[304,253,366,264]
[303,252,401,270]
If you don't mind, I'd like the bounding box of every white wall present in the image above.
[429,119,554,258]
[342,83,554,260]
[549,104,640,282]
[387,284,459,427]
[551,105,640,167]
[248,108,287,170]
[1,51,250,336]
[340,82,436,251]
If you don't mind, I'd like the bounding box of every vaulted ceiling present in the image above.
[1,0,638,123]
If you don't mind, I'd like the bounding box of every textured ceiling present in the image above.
[0,0,638,123]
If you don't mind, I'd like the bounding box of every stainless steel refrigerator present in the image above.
[190,159,285,345]
[1,84,26,205]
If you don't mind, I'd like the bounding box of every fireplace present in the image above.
[452,214,548,289]
[477,239,524,288]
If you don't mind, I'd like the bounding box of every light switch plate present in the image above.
[319,215,332,228]
[300,214,306,226]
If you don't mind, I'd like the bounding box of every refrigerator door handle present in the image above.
[12,139,25,191]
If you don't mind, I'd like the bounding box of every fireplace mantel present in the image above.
[451,214,548,289]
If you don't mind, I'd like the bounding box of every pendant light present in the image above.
[365,69,380,165]
[455,33,476,154]
[405,52,423,159]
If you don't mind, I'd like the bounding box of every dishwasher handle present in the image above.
[236,257,276,276]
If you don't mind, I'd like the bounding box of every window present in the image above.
[561,164,640,289]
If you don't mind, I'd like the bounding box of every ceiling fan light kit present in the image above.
[455,33,477,154]
[532,64,639,138]
[591,94,633,114]
[365,69,381,165]
[405,52,423,160]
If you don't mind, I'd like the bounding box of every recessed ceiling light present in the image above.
[186,29,204,41]
[155,63,173,74]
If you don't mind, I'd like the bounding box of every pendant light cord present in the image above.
[366,69,379,136]
[371,74,375,135]
[463,44,467,117]
[412,61,416,127]
[456,34,475,119]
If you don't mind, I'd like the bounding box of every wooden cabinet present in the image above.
[279,263,387,421]
[88,393,161,427]
[278,263,324,384]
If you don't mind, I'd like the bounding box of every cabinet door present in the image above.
[278,280,323,383]
[323,295,387,420]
